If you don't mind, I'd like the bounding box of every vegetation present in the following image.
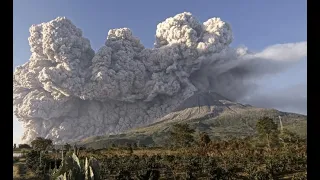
[19,144,32,149]
[13,116,306,180]
[198,132,211,147]
[169,123,195,147]
[30,137,53,152]
[51,152,100,180]
[256,116,279,148]
[79,108,306,149]
[64,143,72,151]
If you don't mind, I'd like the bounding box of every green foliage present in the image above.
[291,172,307,180]
[66,151,74,157]
[280,128,302,144]
[128,146,133,155]
[199,132,211,147]
[31,137,53,152]
[73,144,80,157]
[79,109,306,147]
[256,117,278,136]
[25,150,40,170]
[64,143,72,151]
[18,143,32,149]
[169,123,195,147]
[51,152,100,180]
[23,127,306,179]
[256,117,279,148]
[25,150,52,179]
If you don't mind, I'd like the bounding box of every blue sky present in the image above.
[13,0,307,144]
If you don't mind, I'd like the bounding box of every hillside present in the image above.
[77,91,307,148]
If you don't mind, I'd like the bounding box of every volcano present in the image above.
[77,91,307,148]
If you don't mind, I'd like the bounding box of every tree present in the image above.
[132,142,138,149]
[64,143,71,151]
[198,132,211,147]
[128,145,133,155]
[256,117,279,148]
[169,123,195,147]
[31,137,53,152]
[19,144,31,149]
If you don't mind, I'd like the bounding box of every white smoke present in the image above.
[13,12,307,143]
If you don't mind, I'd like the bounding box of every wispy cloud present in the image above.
[239,83,307,115]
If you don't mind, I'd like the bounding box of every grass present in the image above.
[13,148,31,153]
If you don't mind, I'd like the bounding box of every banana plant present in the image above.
[52,152,100,180]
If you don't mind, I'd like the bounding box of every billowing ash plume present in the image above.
[13,12,307,143]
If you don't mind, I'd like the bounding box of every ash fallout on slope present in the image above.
[13,12,307,143]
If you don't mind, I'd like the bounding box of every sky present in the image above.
[13,0,307,144]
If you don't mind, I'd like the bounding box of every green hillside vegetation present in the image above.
[78,108,306,149]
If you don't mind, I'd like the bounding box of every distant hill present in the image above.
[76,91,307,149]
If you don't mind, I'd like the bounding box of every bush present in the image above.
[25,150,53,179]
[13,157,19,164]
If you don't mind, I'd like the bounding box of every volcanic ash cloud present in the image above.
[13,12,307,143]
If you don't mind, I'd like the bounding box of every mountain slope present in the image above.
[78,92,307,148]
